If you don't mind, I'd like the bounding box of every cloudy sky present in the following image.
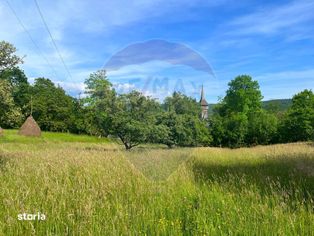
[1,0,313,102]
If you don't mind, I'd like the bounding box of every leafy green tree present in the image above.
[280,90,314,142]
[157,112,193,148]
[191,116,212,146]
[160,92,212,147]
[219,75,263,115]
[246,110,278,145]
[147,123,172,147]
[211,75,275,147]
[0,67,31,116]
[209,114,225,147]
[69,98,89,134]
[31,78,75,132]
[109,91,162,150]
[0,80,22,128]
[0,41,24,72]
[163,92,201,116]
[83,70,116,136]
[223,112,248,147]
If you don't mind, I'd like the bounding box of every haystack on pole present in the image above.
[18,116,41,137]
[18,96,41,137]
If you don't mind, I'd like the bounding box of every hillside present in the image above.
[262,99,292,112]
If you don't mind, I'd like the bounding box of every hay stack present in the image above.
[0,127,3,136]
[19,116,41,137]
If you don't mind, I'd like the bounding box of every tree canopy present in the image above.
[0,41,24,73]
[0,41,313,149]
[280,90,314,142]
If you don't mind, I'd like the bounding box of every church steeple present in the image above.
[200,85,208,119]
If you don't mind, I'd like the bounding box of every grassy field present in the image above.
[0,130,313,235]
[0,129,111,144]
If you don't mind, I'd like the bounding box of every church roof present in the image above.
[200,85,208,106]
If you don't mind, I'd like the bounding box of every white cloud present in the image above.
[255,69,314,100]
[229,0,314,37]
[255,69,314,82]
[0,0,228,86]
[55,81,85,92]
[113,82,136,93]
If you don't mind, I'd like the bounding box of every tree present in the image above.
[69,98,89,134]
[280,90,314,142]
[223,112,248,147]
[246,110,278,145]
[220,75,263,115]
[0,41,24,73]
[0,67,31,116]
[83,70,116,136]
[160,92,212,147]
[110,91,162,150]
[211,75,274,147]
[209,114,224,147]
[31,78,75,132]
[156,112,187,148]
[163,92,201,116]
[0,80,22,128]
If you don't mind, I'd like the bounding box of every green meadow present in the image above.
[0,130,313,235]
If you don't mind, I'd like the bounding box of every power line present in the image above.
[33,0,73,80]
[4,0,59,78]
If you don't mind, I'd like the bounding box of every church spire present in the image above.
[201,84,205,100]
[199,84,208,106]
[200,85,208,119]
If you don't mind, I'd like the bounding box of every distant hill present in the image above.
[208,99,292,115]
[262,99,292,112]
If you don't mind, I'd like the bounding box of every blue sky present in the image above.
[1,0,313,102]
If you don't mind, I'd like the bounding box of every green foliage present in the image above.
[0,37,313,148]
[280,89,314,142]
[0,67,31,116]
[0,41,24,72]
[222,75,263,114]
[160,93,211,147]
[31,78,75,132]
[247,110,278,145]
[164,91,201,116]
[83,70,116,136]
[263,99,292,114]
[0,80,22,128]
[209,99,292,116]
[224,112,248,147]
[211,75,278,147]
[109,91,162,149]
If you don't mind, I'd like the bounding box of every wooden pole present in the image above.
[30,95,33,116]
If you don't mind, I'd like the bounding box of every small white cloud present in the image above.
[55,81,85,92]
[113,82,136,94]
[256,69,314,100]
[229,0,314,37]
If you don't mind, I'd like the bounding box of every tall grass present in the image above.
[0,132,313,235]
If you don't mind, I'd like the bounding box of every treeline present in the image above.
[1,41,313,149]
